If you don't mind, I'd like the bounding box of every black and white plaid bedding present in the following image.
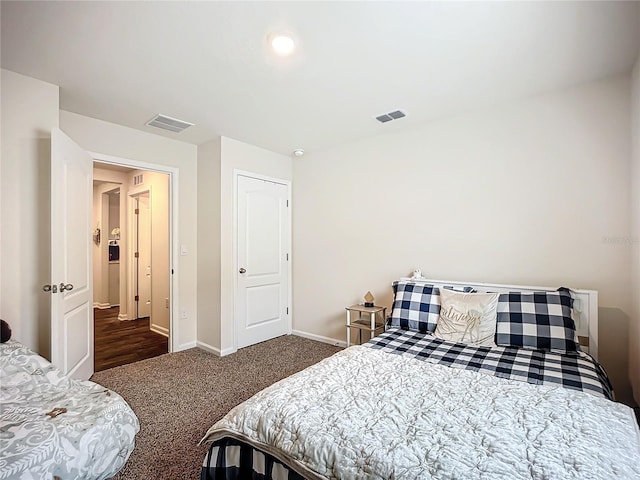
[201,328,614,480]
[367,327,613,400]
[201,437,304,480]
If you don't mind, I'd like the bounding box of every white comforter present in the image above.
[0,341,139,480]
[202,346,640,480]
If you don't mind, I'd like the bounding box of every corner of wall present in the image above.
[196,138,222,350]
[630,53,640,405]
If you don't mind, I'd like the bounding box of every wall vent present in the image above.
[133,174,143,186]
[375,109,407,124]
[146,114,194,133]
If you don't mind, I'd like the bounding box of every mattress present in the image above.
[201,329,639,480]
[0,340,139,480]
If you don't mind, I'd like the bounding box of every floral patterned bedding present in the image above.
[0,340,139,480]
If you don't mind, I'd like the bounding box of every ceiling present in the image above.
[2,1,639,156]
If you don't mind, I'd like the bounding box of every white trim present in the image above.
[117,312,128,321]
[195,340,237,357]
[232,170,293,351]
[176,341,196,351]
[401,277,599,360]
[293,330,346,348]
[150,324,169,338]
[196,340,220,355]
[91,151,180,353]
[93,302,111,309]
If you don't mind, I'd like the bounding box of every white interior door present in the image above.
[51,128,94,380]
[236,175,290,349]
[136,193,152,319]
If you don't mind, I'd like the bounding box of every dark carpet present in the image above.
[91,335,342,480]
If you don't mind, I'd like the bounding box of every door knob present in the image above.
[59,283,74,292]
[239,268,246,274]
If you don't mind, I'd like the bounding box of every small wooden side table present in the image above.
[345,304,387,347]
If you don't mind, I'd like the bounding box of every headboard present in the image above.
[400,277,599,360]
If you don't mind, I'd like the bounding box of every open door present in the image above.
[50,128,94,380]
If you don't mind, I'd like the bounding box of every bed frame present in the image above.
[400,277,599,360]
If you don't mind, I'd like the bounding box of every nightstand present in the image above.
[345,304,387,347]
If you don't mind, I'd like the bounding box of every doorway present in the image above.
[235,173,291,349]
[92,163,170,371]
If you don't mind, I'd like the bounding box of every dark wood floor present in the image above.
[94,307,168,372]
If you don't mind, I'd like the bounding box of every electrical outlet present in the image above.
[180,309,187,319]
[165,298,169,309]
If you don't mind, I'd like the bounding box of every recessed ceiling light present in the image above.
[293,149,304,157]
[271,34,295,56]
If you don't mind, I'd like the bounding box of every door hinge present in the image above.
[286,307,289,315]
[134,295,139,302]
[134,252,139,258]
[171,269,174,274]
[135,208,139,215]
[286,200,289,207]
[286,253,289,261]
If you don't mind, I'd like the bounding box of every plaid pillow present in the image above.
[389,281,475,333]
[390,281,440,333]
[495,289,579,353]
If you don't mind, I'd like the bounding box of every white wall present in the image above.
[0,69,59,358]
[60,110,198,350]
[197,137,222,351]
[630,55,640,404]
[293,76,634,403]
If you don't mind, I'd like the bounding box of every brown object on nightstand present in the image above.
[345,304,387,347]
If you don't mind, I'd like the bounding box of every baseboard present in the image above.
[292,330,346,348]
[196,341,236,357]
[93,302,111,310]
[175,341,196,352]
[220,346,236,356]
[150,324,169,338]
[117,313,128,321]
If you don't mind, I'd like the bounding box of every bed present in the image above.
[200,278,640,480]
[0,339,139,480]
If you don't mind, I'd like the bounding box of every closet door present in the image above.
[236,174,290,349]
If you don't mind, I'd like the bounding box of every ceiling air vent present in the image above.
[146,114,194,133]
[375,109,407,124]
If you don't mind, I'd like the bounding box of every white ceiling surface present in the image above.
[2,1,639,155]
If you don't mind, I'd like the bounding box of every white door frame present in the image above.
[91,152,179,353]
[232,169,292,352]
